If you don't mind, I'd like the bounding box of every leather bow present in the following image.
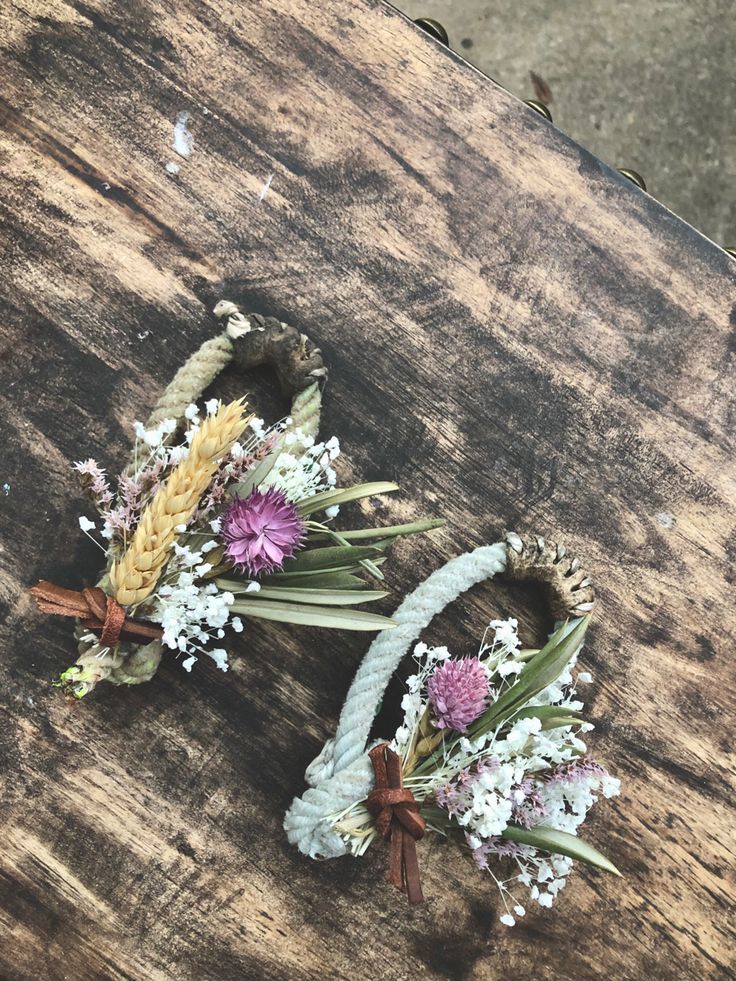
[30,580,163,647]
[367,743,426,906]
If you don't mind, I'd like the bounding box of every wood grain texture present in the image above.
[1,1,735,979]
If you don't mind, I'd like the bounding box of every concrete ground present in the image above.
[398,1,735,248]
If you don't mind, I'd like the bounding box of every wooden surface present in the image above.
[1,2,735,979]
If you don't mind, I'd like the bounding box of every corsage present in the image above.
[31,302,441,697]
[285,534,620,922]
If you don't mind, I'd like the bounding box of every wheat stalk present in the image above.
[110,399,250,607]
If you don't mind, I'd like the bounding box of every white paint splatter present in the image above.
[165,161,180,175]
[656,511,675,529]
[259,173,275,202]
[172,111,194,158]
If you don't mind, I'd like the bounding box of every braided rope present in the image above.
[289,381,321,442]
[284,543,508,858]
[144,333,235,431]
[143,303,324,439]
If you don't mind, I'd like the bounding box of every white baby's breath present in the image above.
[207,648,229,671]
[261,430,341,502]
[152,543,242,672]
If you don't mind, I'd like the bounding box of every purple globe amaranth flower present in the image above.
[221,487,305,575]
[427,656,490,732]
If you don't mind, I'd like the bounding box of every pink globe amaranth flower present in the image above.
[427,657,490,732]
[221,487,305,575]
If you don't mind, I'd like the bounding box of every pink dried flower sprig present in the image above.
[470,836,532,869]
[510,777,548,829]
[74,459,113,510]
[102,472,147,541]
[547,756,611,787]
[221,487,305,575]
[427,656,490,732]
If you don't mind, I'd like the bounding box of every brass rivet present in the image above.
[618,168,647,192]
[414,18,449,47]
[723,246,736,260]
[525,99,553,123]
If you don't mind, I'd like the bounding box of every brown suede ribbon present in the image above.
[30,580,163,647]
[367,743,426,906]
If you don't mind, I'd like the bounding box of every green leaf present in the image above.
[418,804,455,830]
[514,618,590,693]
[217,573,372,593]
[539,716,585,731]
[468,617,590,739]
[501,825,621,876]
[262,557,387,584]
[262,565,361,580]
[302,526,389,581]
[509,704,585,731]
[229,599,396,631]
[260,571,370,590]
[297,482,399,516]
[231,451,280,497]
[358,558,385,581]
[510,704,581,722]
[282,544,383,572]
[237,586,389,606]
[309,517,445,542]
[361,538,394,553]
[216,578,257,593]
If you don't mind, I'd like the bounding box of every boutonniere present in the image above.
[285,534,620,923]
[31,302,441,697]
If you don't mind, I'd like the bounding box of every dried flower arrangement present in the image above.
[285,535,620,923]
[31,302,442,697]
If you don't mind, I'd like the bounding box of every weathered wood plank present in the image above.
[0,1,734,979]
